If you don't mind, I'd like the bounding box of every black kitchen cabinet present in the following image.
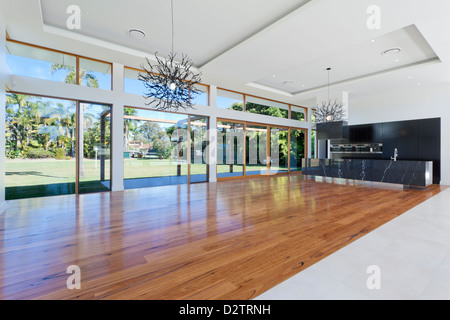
[329,118,441,184]
[349,125,368,143]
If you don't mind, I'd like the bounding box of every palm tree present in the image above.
[51,64,99,88]
[124,107,138,151]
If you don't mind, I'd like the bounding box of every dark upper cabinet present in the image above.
[382,120,419,139]
[316,121,347,140]
[419,118,440,138]
[371,123,383,142]
[349,125,368,143]
[347,123,382,143]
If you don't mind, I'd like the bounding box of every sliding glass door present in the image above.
[5,94,77,199]
[216,119,306,180]
[217,121,245,178]
[270,127,289,174]
[290,129,306,171]
[190,116,209,183]
[78,102,112,194]
[123,107,209,189]
[4,93,113,200]
[246,124,267,176]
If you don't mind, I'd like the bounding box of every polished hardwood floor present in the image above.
[0,174,445,300]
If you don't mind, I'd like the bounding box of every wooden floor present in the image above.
[0,174,445,300]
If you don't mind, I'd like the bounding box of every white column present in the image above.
[342,91,349,121]
[208,86,217,182]
[0,11,7,213]
[111,63,124,191]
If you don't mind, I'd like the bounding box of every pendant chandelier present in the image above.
[139,0,202,111]
[313,67,345,123]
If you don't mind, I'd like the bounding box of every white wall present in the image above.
[348,83,450,185]
[0,11,7,213]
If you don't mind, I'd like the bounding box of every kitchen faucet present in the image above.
[391,148,398,161]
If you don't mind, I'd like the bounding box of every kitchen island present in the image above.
[302,158,433,187]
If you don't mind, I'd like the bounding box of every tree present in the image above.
[51,64,99,88]
[124,107,138,151]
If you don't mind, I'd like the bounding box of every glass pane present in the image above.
[191,84,209,106]
[6,41,77,83]
[246,96,289,119]
[217,89,243,111]
[79,58,112,90]
[291,105,306,121]
[270,127,289,174]
[190,116,209,183]
[123,108,189,189]
[78,103,112,194]
[5,93,76,200]
[217,121,244,178]
[124,67,147,95]
[246,125,268,176]
[311,130,316,159]
[290,129,306,171]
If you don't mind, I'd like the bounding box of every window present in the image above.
[290,129,306,171]
[6,40,76,83]
[79,58,112,90]
[217,121,245,178]
[5,93,77,199]
[246,125,268,176]
[123,107,209,189]
[124,67,146,95]
[291,105,306,121]
[270,127,289,174]
[190,116,209,183]
[190,84,209,106]
[4,93,113,200]
[78,102,112,194]
[217,89,243,111]
[217,119,307,180]
[311,130,317,159]
[246,96,289,119]
[6,40,112,90]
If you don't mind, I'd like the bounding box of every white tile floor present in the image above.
[254,187,450,300]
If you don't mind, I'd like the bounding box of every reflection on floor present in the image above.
[124,174,207,189]
[255,187,450,300]
[0,175,445,299]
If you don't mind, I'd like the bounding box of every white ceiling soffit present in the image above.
[39,0,312,68]
[250,24,441,97]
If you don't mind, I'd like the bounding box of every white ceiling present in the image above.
[1,0,450,106]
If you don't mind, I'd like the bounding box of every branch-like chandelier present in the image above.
[313,68,345,123]
[139,0,202,111]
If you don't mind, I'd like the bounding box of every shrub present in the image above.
[24,148,54,159]
[55,148,66,160]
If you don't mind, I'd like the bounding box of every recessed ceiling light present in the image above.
[382,48,402,56]
[128,28,146,40]
[417,82,421,86]
[408,76,412,79]
[371,39,376,43]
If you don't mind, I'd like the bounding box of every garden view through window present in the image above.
[123,107,209,189]
[5,93,112,200]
